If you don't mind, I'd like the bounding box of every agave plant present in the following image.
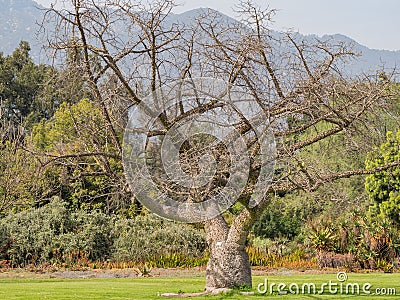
[309,226,337,252]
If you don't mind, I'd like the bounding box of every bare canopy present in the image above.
[42,0,399,290]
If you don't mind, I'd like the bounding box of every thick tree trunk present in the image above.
[203,202,268,291]
[204,214,253,291]
[205,241,252,291]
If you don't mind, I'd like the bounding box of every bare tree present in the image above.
[193,3,400,290]
[43,0,400,291]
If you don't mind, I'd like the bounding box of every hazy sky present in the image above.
[35,0,400,51]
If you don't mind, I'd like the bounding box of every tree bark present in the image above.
[206,240,252,291]
[204,200,269,291]
[204,214,252,291]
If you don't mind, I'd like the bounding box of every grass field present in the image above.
[0,273,399,299]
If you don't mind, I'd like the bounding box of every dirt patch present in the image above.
[0,266,340,279]
[0,266,207,279]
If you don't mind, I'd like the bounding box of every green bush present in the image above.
[0,197,114,266]
[112,214,206,263]
[365,130,400,225]
[0,198,68,265]
[0,200,207,267]
[252,204,301,240]
[53,209,115,263]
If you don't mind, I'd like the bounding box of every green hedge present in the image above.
[112,214,206,263]
[0,198,115,266]
[0,198,206,267]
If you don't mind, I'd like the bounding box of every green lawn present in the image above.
[0,273,399,299]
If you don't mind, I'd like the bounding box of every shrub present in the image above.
[112,214,206,263]
[252,205,301,240]
[0,197,70,266]
[365,130,400,225]
[0,197,115,266]
[53,209,115,263]
[307,214,400,271]
[0,200,207,267]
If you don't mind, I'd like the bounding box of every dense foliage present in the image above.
[0,41,57,129]
[366,130,400,225]
[0,198,206,267]
[31,98,126,212]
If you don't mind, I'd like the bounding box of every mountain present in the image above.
[0,0,46,62]
[319,33,400,75]
[1,0,399,75]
